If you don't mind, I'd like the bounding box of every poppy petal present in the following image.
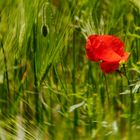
[85,34,130,74]
[100,61,119,73]
[86,35,99,62]
[98,35,125,56]
[121,52,130,62]
[93,39,122,62]
[120,52,130,63]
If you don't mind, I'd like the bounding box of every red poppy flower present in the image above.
[86,35,130,73]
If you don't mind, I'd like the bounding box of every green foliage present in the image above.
[0,0,140,139]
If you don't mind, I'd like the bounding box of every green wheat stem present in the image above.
[1,42,10,109]
[33,23,40,122]
[72,30,78,140]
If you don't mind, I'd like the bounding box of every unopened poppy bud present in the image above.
[41,2,49,37]
[42,24,48,37]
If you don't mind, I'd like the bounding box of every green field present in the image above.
[0,0,140,139]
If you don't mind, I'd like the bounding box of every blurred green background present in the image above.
[0,0,140,139]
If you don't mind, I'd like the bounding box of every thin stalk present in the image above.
[123,64,133,139]
[48,90,54,140]
[103,73,110,106]
[33,23,41,122]
[87,62,97,134]
[13,58,18,98]
[123,64,133,113]
[72,30,78,139]
[1,42,10,109]
[53,66,68,112]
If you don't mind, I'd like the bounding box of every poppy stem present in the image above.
[122,64,133,139]
[103,73,110,106]
[122,64,133,113]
